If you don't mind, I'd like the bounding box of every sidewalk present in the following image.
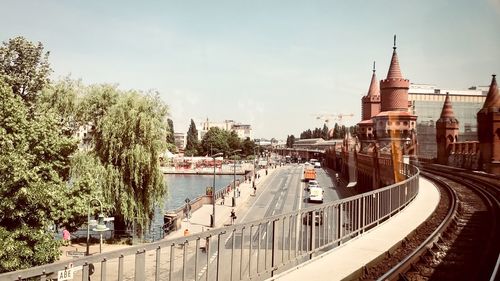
[58,166,278,261]
[166,166,277,239]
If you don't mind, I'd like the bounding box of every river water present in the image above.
[163,174,237,211]
[147,174,240,240]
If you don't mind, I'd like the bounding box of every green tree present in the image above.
[165,118,177,153]
[88,90,168,231]
[0,36,51,106]
[166,118,175,144]
[322,124,329,140]
[286,135,296,148]
[0,79,78,272]
[39,77,84,135]
[241,137,256,157]
[227,130,241,151]
[77,84,119,131]
[200,127,230,156]
[185,119,199,156]
[300,129,312,139]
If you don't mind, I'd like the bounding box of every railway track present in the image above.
[360,165,499,281]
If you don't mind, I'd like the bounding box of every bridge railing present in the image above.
[0,163,419,281]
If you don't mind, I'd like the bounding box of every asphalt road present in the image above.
[198,164,351,281]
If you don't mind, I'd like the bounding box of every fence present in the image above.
[0,164,419,281]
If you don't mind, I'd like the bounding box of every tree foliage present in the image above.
[0,78,78,272]
[298,123,354,140]
[0,36,171,272]
[166,118,175,144]
[199,127,246,157]
[0,36,51,106]
[85,90,168,229]
[286,135,296,148]
[185,119,199,156]
[241,137,256,157]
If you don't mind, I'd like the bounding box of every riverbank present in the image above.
[161,163,255,175]
[57,165,276,261]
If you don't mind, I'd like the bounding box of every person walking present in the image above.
[230,209,237,225]
[62,228,71,246]
[221,193,225,205]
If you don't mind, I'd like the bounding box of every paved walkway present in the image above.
[269,177,440,281]
[58,166,277,261]
[166,166,276,239]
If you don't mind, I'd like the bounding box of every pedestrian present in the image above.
[62,228,71,246]
[253,185,257,196]
[87,263,95,281]
[221,193,225,205]
[230,209,237,225]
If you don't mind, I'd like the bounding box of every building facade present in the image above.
[200,119,253,140]
[409,84,487,159]
[173,132,187,151]
[435,75,499,174]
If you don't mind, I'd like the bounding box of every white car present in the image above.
[306,180,319,191]
[314,162,321,168]
[308,186,324,203]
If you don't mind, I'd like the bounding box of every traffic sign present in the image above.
[57,263,74,281]
[66,250,85,257]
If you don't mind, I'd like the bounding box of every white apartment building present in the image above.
[174,132,187,151]
[199,119,252,140]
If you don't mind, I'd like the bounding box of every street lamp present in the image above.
[86,198,109,255]
[230,149,242,207]
[210,152,224,227]
[253,147,257,188]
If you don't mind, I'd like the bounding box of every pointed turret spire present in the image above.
[386,34,403,79]
[367,61,379,97]
[482,74,499,109]
[440,93,456,119]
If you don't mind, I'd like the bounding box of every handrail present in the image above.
[0,163,419,281]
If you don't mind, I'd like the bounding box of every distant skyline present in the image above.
[2,1,499,139]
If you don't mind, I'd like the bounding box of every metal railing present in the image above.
[0,164,419,281]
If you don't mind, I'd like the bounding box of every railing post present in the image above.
[309,211,316,259]
[82,263,89,281]
[155,247,161,281]
[101,258,107,281]
[216,233,222,281]
[362,196,366,234]
[271,220,277,277]
[339,204,343,244]
[135,249,146,281]
[377,194,380,225]
[118,255,124,281]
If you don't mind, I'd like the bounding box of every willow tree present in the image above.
[89,90,168,232]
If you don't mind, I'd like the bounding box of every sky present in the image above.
[1,0,499,139]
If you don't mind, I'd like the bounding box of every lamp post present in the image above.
[230,149,242,207]
[210,152,223,227]
[253,147,257,187]
[86,198,109,256]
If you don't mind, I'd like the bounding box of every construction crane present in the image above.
[313,113,354,126]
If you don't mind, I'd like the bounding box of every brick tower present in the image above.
[477,74,500,174]
[358,61,381,152]
[436,93,459,165]
[373,36,418,183]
